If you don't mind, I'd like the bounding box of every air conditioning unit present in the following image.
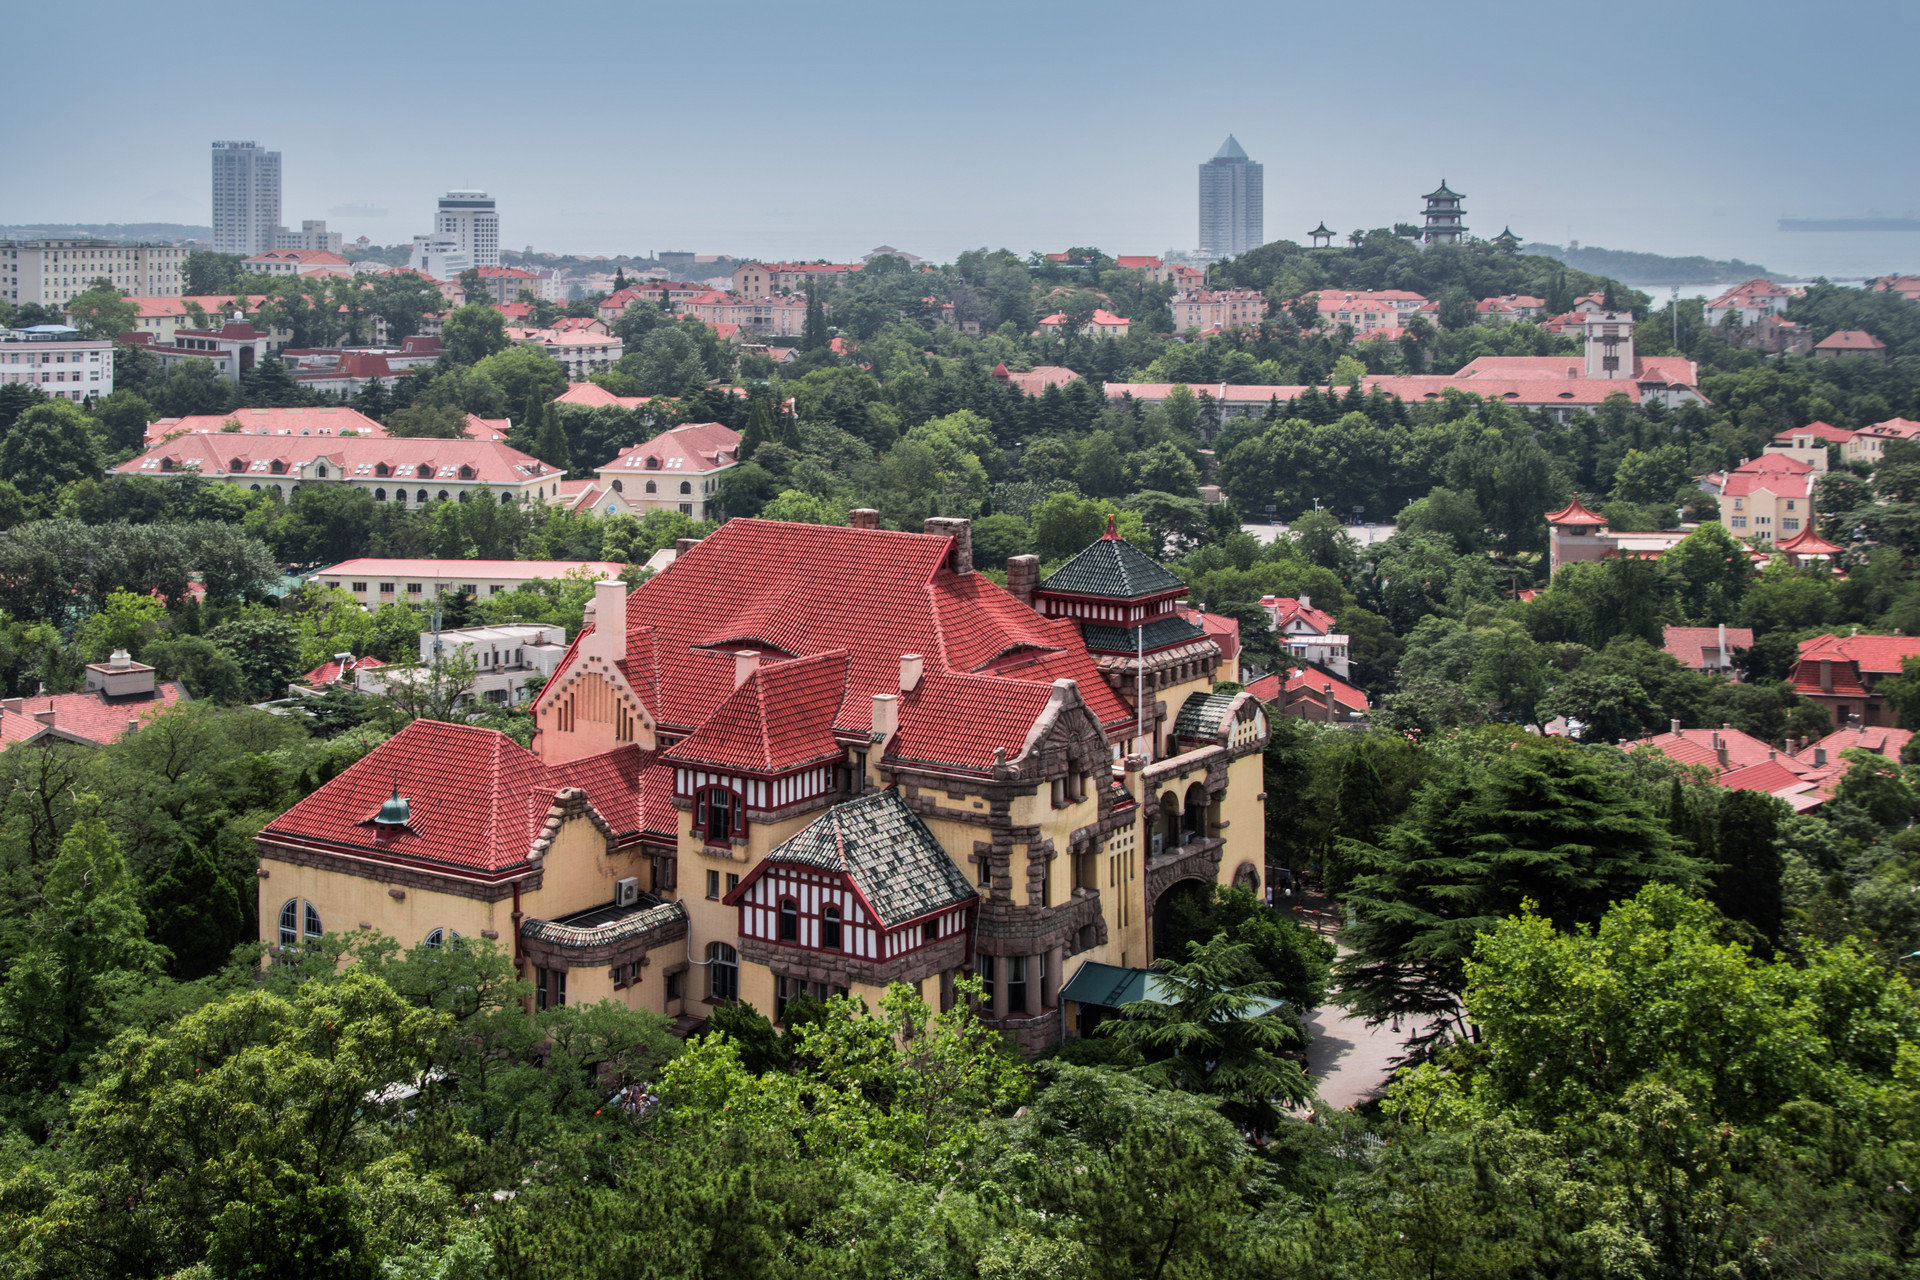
[615,877,640,907]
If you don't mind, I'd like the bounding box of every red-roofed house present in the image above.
[1844,417,1920,465]
[1244,666,1369,725]
[1814,330,1887,361]
[1872,275,1920,304]
[475,265,539,306]
[1807,722,1913,765]
[296,654,387,696]
[1699,453,1814,542]
[1169,290,1268,335]
[1257,594,1348,678]
[553,382,650,411]
[1663,625,1753,677]
[0,652,186,751]
[1036,309,1130,339]
[119,323,269,385]
[1476,295,1546,323]
[142,405,389,447]
[592,423,741,522]
[1766,421,1853,472]
[1793,633,1920,728]
[731,261,862,298]
[1705,279,1797,327]
[255,516,1268,1052]
[505,325,623,380]
[990,363,1082,396]
[242,249,353,278]
[117,435,565,505]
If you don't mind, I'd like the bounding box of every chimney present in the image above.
[849,508,880,529]
[1717,622,1728,667]
[1716,740,1729,768]
[1815,746,1828,767]
[0,698,20,714]
[734,649,760,688]
[1710,731,1720,749]
[1671,718,1681,735]
[33,708,54,725]
[1006,554,1039,609]
[871,692,899,749]
[1299,594,1311,612]
[675,537,703,556]
[923,517,973,575]
[1820,659,1833,692]
[899,653,923,693]
[110,648,132,670]
[586,578,627,664]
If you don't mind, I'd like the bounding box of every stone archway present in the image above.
[1150,875,1212,962]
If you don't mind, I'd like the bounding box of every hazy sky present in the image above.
[7,0,1918,277]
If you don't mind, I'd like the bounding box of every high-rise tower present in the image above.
[1198,135,1263,259]
[436,191,499,269]
[211,141,282,256]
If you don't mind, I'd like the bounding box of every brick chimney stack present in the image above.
[734,649,760,689]
[1006,554,1039,608]
[924,517,972,575]
[849,508,880,530]
[899,653,923,693]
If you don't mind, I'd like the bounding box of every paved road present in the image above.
[1303,994,1409,1111]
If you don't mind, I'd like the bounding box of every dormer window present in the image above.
[416,464,432,479]
[645,456,660,469]
[229,459,244,473]
[695,785,744,842]
[269,460,285,474]
[459,464,474,479]
[375,463,390,477]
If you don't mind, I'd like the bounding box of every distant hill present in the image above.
[0,222,210,243]
[1522,242,1774,287]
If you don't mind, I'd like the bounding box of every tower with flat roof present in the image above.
[211,141,281,255]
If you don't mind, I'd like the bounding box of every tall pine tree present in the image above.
[801,286,829,353]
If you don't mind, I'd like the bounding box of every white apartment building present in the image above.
[1,240,186,305]
[434,191,499,269]
[0,326,114,401]
[409,234,470,282]
[308,559,625,607]
[212,141,282,255]
[271,220,344,253]
[416,623,571,705]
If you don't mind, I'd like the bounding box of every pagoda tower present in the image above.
[1421,181,1467,245]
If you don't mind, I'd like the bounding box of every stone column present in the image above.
[1042,945,1063,1009]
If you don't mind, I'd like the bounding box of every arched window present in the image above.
[250,484,260,492]
[229,458,243,473]
[696,785,744,842]
[374,487,387,501]
[611,479,623,493]
[1183,782,1210,840]
[644,480,657,494]
[416,463,432,478]
[279,898,323,948]
[270,460,285,474]
[778,898,799,942]
[437,489,449,502]
[821,904,843,951]
[424,928,461,949]
[708,941,738,1001]
[645,456,660,469]
[500,491,513,505]
[375,462,390,477]
[316,463,328,477]
[679,481,692,494]
[416,489,428,504]
[457,490,469,503]
[458,464,474,479]
[395,490,407,505]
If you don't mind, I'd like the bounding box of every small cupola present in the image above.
[375,787,412,827]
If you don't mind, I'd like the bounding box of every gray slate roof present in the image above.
[1173,691,1238,740]
[1041,536,1185,601]
[763,788,977,929]
[1082,613,1207,654]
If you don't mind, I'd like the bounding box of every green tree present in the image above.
[0,819,167,1134]
[1711,788,1784,948]
[439,303,511,365]
[63,279,139,339]
[3,400,102,494]
[801,285,830,352]
[206,612,303,702]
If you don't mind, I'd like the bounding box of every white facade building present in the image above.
[435,191,499,269]
[1,240,186,305]
[0,326,114,401]
[212,141,282,255]
[419,623,570,705]
[271,220,344,253]
[409,235,471,282]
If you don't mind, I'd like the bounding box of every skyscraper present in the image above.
[435,191,499,269]
[1198,135,1262,259]
[211,141,281,256]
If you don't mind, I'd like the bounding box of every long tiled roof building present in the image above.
[255,514,1269,1050]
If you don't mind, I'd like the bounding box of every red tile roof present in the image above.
[1245,667,1370,713]
[598,423,740,476]
[990,364,1082,395]
[599,520,1133,774]
[1815,330,1886,351]
[1544,497,1607,525]
[1259,595,1338,634]
[1809,723,1913,762]
[553,383,651,410]
[1628,725,1813,777]
[1776,526,1843,556]
[1776,420,1855,444]
[0,684,187,749]
[143,406,389,446]
[119,435,559,487]
[663,650,850,774]
[300,655,386,687]
[1662,626,1753,670]
[261,720,672,876]
[1797,632,1920,677]
[1183,606,1240,662]
[244,249,351,265]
